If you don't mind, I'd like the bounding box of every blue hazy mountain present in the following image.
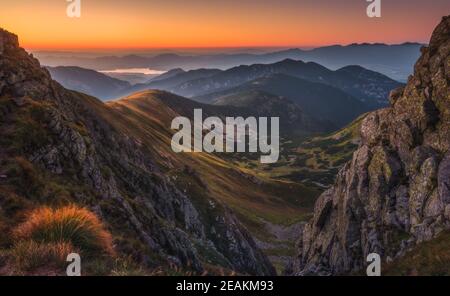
[138,59,402,108]
[197,73,371,128]
[47,66,131,100]
[35,43,422,82]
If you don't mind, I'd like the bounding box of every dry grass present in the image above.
[13,205,114,256]
[8,240,74,273]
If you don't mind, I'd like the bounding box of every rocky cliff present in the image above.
[291,16,450,275]
[0,28,275,275]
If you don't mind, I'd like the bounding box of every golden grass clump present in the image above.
[13,205,114,255]
[9,241,74,273]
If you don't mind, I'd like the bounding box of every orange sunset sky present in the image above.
[0,0,449,50]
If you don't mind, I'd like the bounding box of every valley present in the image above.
[0,14,448,277]
[0,30,399,274]
[108,90,322,273]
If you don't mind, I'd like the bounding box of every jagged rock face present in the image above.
[0,29,275,275]
[292,16,450,275]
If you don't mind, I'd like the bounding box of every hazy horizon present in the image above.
[1,0,448,50]
[26,41,427,56]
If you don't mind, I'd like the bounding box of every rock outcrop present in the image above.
[0,28,275,275]
[292,16,450,275]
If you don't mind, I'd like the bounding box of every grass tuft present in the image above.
[13,205,114,256]
[9,240,73,273]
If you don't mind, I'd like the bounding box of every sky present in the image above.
[0,0,449,50]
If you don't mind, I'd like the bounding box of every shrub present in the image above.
[13,205,114,256]
[9,240,73,273]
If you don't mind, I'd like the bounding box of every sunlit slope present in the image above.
[107,90,320,228]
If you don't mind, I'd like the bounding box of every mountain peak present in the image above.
[428,15,450,53]
[292,15,450,276]
[0,27,52,99]
[0,28,19,54]
[275,58,304,66]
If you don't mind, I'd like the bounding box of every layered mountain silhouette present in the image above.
[49,58,401,131]
[35,42,422,81]
[147,68,185,83]
[122,68,222,99]
[47,66,131,100]
[197,73,370,127]
[167,59,401,106]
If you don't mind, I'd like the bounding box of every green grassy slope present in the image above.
[384,231,450,276]
[234,113,366,191]
[108,90,320,224]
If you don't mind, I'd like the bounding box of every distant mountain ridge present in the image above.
[48,59,401,128]
[160,59,402,106]
[199,73,370,127]
[121,68,222,99]
[47,66,131,100]
[34,42,422,82]
[148,68,185,83]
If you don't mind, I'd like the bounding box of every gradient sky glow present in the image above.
[0,0,449,49]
